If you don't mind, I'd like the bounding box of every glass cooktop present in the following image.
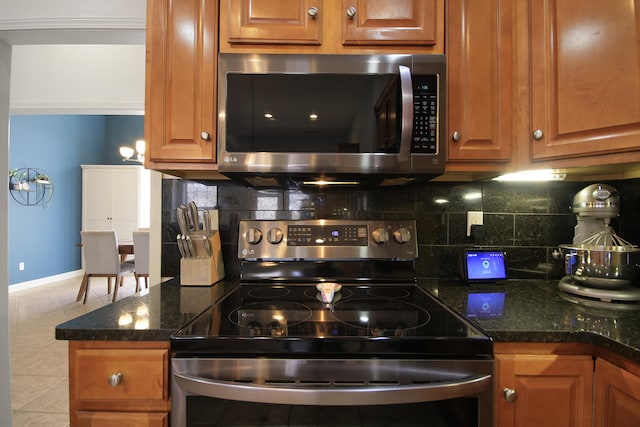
[172,284,493,359]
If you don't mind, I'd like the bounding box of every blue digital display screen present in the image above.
[466,292,505,319]
[464,250,507,281]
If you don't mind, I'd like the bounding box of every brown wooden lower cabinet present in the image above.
[495,343,640,427]
[594,358,640,427]
[495,353,594,427]
[68,341,170,427]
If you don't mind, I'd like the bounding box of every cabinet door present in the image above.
[496,354,593,427]
[529,0,640,160]
[82,169,112,232]
[82,167,140,242]
[342,0,438,45]
[447,0,513,161]
[594,358,640,427]
[226,0,322,44]
[109,169,140,242]
[145,0,217,163]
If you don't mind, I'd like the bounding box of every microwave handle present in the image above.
[398,65,414,163]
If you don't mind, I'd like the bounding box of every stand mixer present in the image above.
[558,183,640,308]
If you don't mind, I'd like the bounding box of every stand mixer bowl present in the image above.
[560,244,640,288]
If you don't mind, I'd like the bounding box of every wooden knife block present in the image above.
[180,231,225,286]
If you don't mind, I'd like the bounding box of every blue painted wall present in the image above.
[8,115,144,285]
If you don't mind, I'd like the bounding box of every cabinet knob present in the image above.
[108,372,123,387]
[452,131,461,142]
[503,387,518,403]
[532,129,544,140]
[307,7,318,18]
[346,6,357,18]
[200,131,210,141]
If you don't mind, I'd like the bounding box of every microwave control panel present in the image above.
[412,75,439,154]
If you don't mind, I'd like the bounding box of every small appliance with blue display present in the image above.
[461,249,507,283]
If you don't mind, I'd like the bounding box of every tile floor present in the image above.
[8,273,144,427]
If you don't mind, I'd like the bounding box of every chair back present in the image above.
[81,231,120,274]
[132,230,150,275]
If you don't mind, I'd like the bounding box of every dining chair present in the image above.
[132,230,150,292]
[77,230,135,304]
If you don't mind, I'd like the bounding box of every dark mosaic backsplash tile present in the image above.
[161,178,640,281]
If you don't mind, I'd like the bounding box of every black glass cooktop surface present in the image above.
[172,284,493,358]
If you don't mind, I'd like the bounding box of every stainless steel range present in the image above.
[171,219,493,427]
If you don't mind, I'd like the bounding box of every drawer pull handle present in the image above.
[108,372,123,387]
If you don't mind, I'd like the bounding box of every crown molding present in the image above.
[0,17,145,31]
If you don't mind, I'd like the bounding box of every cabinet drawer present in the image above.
[77,411,168,427]
[73,349,169,401]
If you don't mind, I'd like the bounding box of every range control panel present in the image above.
[238,220,417,260]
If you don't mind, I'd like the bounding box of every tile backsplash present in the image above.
[162,178,640,282]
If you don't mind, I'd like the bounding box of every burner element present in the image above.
[229,301,313,337]
[330,298,431,337]
[247,287,290,299]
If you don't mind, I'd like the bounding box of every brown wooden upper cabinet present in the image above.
[529,0,640,161]
[446,0,640,172]
[342,0,439,46]
[144,0,218,166]
[446,0,514,164]
[220,0,444,53]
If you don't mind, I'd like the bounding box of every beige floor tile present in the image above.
[9,274,143,426]
[11,410,70,427]
[10,375,66,411]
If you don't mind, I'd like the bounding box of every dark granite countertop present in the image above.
[56,277,640,364]
[55,277,236,341]
[419,279,640,364]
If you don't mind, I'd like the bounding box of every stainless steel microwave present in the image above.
[217,53,446,187]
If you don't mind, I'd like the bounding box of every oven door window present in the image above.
[225,73,401,154]
[186,396,478,426]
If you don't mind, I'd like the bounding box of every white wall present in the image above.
[10,44,145,114]
[1,39,13,427]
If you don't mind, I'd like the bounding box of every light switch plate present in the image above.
[467,211,483,236]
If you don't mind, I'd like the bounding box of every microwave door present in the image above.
[398,65,414,164]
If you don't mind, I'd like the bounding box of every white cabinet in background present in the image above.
[81,165,149,242]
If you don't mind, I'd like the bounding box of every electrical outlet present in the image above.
[467,211,483,236]
[18,262,25,271]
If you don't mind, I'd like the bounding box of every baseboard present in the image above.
[9,270,84,293]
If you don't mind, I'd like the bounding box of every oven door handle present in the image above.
[174,373,491,406]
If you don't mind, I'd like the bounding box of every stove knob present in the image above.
[245,228,263,245]
[267,227,284,244]
[393,227,411,244]
[372,227,389,244]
